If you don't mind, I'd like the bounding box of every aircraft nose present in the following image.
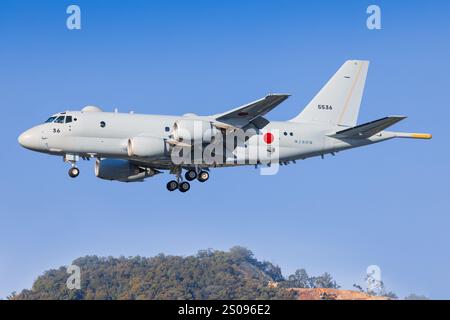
[18,128,40,150]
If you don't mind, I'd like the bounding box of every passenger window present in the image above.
[100,121,106,128]
[54,116,65,123]
[165,126,170,132]
[65,116,72,123]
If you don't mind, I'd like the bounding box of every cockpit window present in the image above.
[54,116,65,123]
[65,116,72,123]
[44,116,57,123]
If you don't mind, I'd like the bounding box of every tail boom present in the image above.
[394,132,432,139]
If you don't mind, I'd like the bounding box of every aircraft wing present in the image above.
[213,94,290,128]
[329,116,407,139]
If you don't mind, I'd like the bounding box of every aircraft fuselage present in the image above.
[18,110,395,170]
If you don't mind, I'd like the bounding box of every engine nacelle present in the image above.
[127,136,166,158]
[95,159,159,182]
[173,119,218,143]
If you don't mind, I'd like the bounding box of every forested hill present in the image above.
[11,247,339,300]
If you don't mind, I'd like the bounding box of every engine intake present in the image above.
[173,119,218,143]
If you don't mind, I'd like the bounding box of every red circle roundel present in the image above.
[263,132,274,144]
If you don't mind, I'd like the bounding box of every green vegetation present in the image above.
[15,247,411,300]
[352,279,398,299]
[279,268,340,289]
[15,246,329,300]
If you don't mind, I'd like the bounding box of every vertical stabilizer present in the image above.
[290,60,369,127]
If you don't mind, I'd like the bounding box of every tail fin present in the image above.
[290,60,370,127]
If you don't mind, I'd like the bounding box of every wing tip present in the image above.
[395,132,432,139]
[266,93,291,98]
[390,115,408,119]
[411,133,432,139]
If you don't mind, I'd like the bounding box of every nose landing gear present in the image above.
[64,154,80,178]
[68,166,80,178]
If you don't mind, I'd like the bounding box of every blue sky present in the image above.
[1,0,449,299]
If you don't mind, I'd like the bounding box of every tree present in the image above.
[286,269,312,288]
[11,247,297,300]
[281,269,340,289]
[404,293,429,300]
[353,284,364,292]
[353,278,398,299]
[312,272,340,289]
[6,291,17,300]
[229,246,254,262]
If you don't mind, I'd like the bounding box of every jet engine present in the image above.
[127,136,166,158]
[172,119,219,143]
[95,159,159,182]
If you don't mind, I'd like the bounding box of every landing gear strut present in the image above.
[166,166,191,192]
[64,154,80,178]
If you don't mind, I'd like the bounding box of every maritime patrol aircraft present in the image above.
[18,60,431,192]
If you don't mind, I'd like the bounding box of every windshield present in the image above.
[44,116,57,123]
[54,116,65,123]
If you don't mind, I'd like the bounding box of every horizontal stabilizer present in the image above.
[330,116,407,139]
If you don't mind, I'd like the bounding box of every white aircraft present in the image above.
[18,60,431,192]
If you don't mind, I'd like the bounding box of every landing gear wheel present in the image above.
[185,170,197,181]
[178,181,190,192]
[68,167,80,178]
[197,171,209,182]
[166,180,179,191]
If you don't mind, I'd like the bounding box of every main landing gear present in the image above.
[166,180,191,193]
[166,180,191,192]
[197,170,209,182]
[184,169,209,183]
[166,168,209,192]
[184,170,197,181]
